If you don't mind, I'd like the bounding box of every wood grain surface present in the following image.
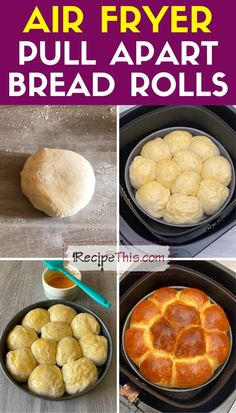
[0,261,116,413]
[0,106,116,258]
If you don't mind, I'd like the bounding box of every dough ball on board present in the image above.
[70,313,100,339]
[28,365,65,398]
[62,358,98,395]
[171,171,201,196]
[201,156,232,186]
[141,138,172,163]
[7,325,38,350]
[41,322,72,342]
[48,304,77,325]
[79,335,108,366]
[6,348,37,383]
[189,135,220,161]
[129,156,157,189]
[163,194,204,224]
[173,150,203,174]
[197,179,229,215]
[21,148,96,217]
[156,160,181,189]
[135,181,170,218]
[56,336,82,366]
[163,130,193,154]
[22,308,49,334]
[31,338,57,365]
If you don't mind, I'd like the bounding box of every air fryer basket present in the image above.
[120,264,236,409]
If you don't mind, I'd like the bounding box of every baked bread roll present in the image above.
[189,135,220,161]
[173,150,203,174]
[201,156,232,186]
[70,313,100,339]
[171,171,201,196]
[62,357,98,394]
[56,336,82,366]
[6,348,37,383]
[41,322,72,342]
[163,194,203,224]
[141,138,171,163]
[22,308,49,333]
[197,179,229,215]
[163,130,193,154]
[31,338,57,365]
[7,325,38,350]
[129,156,157,189]
[156,160,181,189]
[28,365,65,397]
[124,287,230,388]
[135,181,170,218]
[48,304,77,324]
[79,335,108,366]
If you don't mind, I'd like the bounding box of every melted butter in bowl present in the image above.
[42,266,81,301]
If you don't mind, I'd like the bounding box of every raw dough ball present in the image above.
[141,138,172,163]
[6,348,37,383]
[156,160,181,189]
[70,313,100,339]
[197,179,229,215]
[62,358,98,395]
[163,130,193,154]
[171,171,201,196]
[41,322,72,342]
[28,365,65,398]
[56,336,82,366]
[129,156,157,189]
[7,325,38,350]
[135,181,170,218]
[189,135,220,161]
[173,150,203,173]
[21,148,95,217]
[163,194,204,224]
[22,308,49,333]
[201,156,232,186]
[31,338,57,365]
[48,304,77,325]
[79,335,108,366]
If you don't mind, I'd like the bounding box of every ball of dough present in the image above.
[129,156,157,189]
[31,338,57,365]
[70,313,100,339]
[79,335,108,366]
[6,348,37,383]
[156,160,181,189]
[20,148,95,217]
[62,358,98,395]
[163,194,204,224]
[41,322,72,342]
[56,337,82,367]
[173,150,203,173]
[48,304,77,325]
[28,365,65,398]
[135,181,170,218]
[171,171,201,196]
[197,179,229,215]
[22,308,49,333]
[189,135,220,161]
[7,325,38,350]
[201,156,232,186]
[141,138,171,163]
[163,130,193,154]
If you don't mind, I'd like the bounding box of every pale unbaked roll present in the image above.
[197,179,229,215]
[141,138,172,163]
[163,130,193,154]
[135,181,170,218]
[129,156,157,189]
[201,156,232,186]
[163,194,204,224]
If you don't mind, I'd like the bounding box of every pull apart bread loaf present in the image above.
[124,287,230,389]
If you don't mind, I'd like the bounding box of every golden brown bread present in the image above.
[124,287,230,389]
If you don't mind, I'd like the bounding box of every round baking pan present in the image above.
[125,126,235,228]
[0,300,112,401]
[122,286,232,394]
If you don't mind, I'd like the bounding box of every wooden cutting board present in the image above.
[0,106,116,257]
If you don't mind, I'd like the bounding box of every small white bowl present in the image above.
[42,267,82,301]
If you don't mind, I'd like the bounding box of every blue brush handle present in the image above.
[62,269,111,308]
